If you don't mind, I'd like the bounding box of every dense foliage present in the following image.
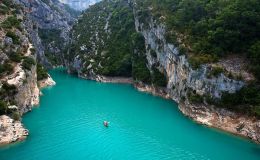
[137,0,260,77]
[218,85,260,117]
[37,64,48,81]
[38,28,65,65]
[69,0,259,117]
[135,0,260,117]
[22,57,36,70]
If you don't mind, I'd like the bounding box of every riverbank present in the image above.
[0,115,28,145]
[0,76,56,145]
[138,84,260,143]
[82,75,260,143]
[79,74,133,84]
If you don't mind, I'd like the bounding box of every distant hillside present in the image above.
[59,0,101,10]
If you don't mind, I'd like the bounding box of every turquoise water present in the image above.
[0,69,260,160]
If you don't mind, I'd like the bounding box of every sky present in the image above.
[59,0,101,10]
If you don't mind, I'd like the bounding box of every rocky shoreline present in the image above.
[85,75,260,143]
[38,75,56,89]
[79,74,133,84]
[0,115,28,145]
[0,77,56,145]
[137,83,260,144]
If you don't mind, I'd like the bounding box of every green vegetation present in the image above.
[0,100,7,115]
[131,32,151,83]
[69,0,157,83]
[0,62,13,77]
[136,0,260,79]
[6,31,20,45]
[203,84,260,117]
[188,54,218,69]
[207,66,224,78]
[41,0,50,5]
[152,67,167,87]
[9,52,23,63]
[1,16,21,29]
[219,85,260,117]
[132,54,151,84]
[38,28,65,65]
[188,89,204,104]
[38,29,62,46]
[37,64,48,81]
[22,57,36,70]
[69,0,259,118]
[248,41,260,81]
[12,112,20,121]
[150,49,157,58]
[0,83,17,98]
[0,3,9,14]
[1,0,15,8]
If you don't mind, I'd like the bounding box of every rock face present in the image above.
[60,0,101,11]
[179,102,260,143]
[0,115,29,145]
[38,74,56,89]
[15,0,75,67]
[66,0,259,143]
[131,3,260,143]
[133,10,244,101]
[0,0,57,145]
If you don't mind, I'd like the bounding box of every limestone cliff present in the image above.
[0,0,56,145]
[16,0,75,67]
[66,0,260,143]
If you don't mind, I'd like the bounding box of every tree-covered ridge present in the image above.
[134,0,260,116]
[69,0,167,84]
[135,0,260,80]
[69,0,139,76]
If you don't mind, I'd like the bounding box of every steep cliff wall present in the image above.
[0,0,57,145]
[16,0,75,67]
[66,0,260,143]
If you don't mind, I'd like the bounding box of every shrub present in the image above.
[12,112,20,121]
[9,52,23,62]
[188,90,204,104]
[219,84,260,116]
[22,57,36,70]
[30,48,36,55]
[152,67,167,87]
[0,4,9,14]
[2,0,13,7]
[179,45,187,55]
[37,64,48,81]
[207,66,224,78]
[1,83,18,96]
[189,54,218,69]
[1,16,20,29]
[0,100,7,115]
[248,41,260,81]
[150,49,157,58]
[6,31,20,44]
[132,55,151,84]
[0,62,13,76]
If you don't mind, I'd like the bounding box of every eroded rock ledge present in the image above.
[136,83,260,143]
[38,75,56,89]
[0,115,28,145]
[0,76,56,145]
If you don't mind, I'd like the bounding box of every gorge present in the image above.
[0,0,260,159]
[1,68,260,160]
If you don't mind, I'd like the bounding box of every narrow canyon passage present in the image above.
[0,69,259,160]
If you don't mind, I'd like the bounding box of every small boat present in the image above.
[103,121,109,127]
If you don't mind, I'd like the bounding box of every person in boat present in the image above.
[103,121,109,127]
